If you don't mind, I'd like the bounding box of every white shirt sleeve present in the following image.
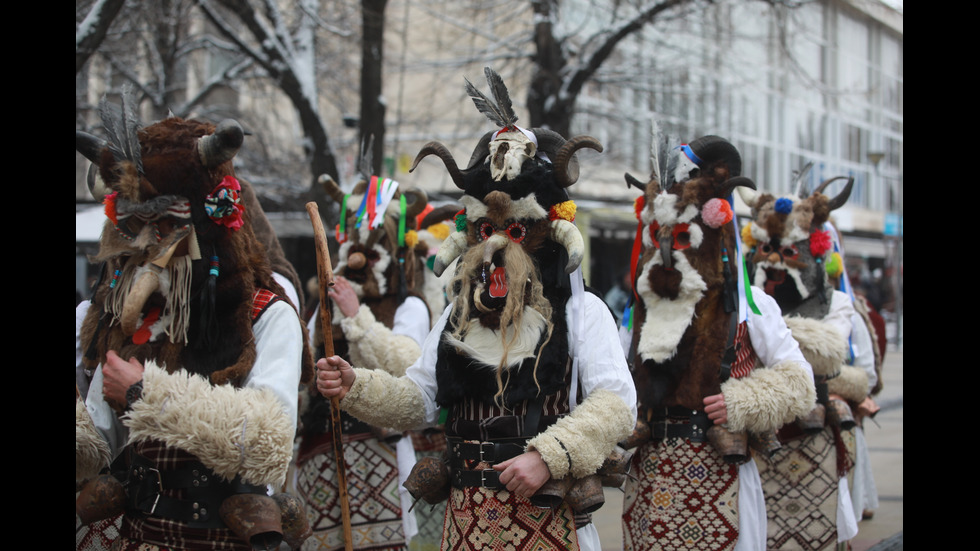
[404,305,452,425]
[572,293,638,421]
[392,296,431,347]
[245,299,304,433]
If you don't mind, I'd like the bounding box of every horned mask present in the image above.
[627,136,755,408]
[76,94,292,386]
[739,165,854,317]
[407,68,603,409]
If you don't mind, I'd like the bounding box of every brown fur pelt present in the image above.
[81,117,314,387]
[632,162,741,411]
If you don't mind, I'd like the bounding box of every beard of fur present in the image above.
[447,240,554,408]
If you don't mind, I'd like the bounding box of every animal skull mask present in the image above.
[488,127,538,182]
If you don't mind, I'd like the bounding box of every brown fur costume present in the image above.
[78,116,313,389]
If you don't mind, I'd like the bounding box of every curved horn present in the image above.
[318,174,347,204]
[736,185,760,209]
[687,135,742,177]
[401,188,429,221]
[625,172,647,192]
[465,131,494,171]
[719,176,756,199]
[551,219,585,274]
[87,163,112,199]
[76,130,107,164]
[198,119,244,168]
[816,176,855,211]
[433,231,468,277]
[410,141,464,189]
[553,135,604,188]
[793,162,814,198]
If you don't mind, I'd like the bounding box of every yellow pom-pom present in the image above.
[825,251,843,279]
[551,200,577,222]
[425,222,450,241]
[740,222,757,248]
[405,230,419,248]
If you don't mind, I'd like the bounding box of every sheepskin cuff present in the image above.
[342,367,427,431]
[339,305,378,342]
[527,390,634,479]
[342,305,421,376]
[124,363,294,487]
[722,361,816,433]
[76,398,111,482]
[783,316,848,377]
[827,364,870,403]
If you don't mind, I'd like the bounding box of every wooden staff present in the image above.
[306,201,354,551]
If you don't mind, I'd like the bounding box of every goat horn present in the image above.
[551,219,585,274]
[625,173,647,192]
[198,119,244,168]
[411,142,464,189]
[76,131,107,164]
[433,231,469,277]
[554,136,603,188]
[816,176,855,211]
[318,174,347,204]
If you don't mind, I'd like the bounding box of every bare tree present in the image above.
[76,0,127,74]
[527,0,701,137]
[199,0,342,207]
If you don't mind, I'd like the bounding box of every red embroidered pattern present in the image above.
[730,322,757,379]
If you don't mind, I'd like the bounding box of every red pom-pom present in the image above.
[104,191,118,225]
[809,229,832,257]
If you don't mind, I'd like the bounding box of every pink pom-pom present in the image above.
[702,198,733,228]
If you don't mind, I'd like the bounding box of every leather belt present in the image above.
[115,449,266,528]
[451,468,503,490]
[646,407,712,443]
[447,440,525,465]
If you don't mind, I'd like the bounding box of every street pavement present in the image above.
[590,348,904,550]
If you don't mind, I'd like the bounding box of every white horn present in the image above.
[433,231,469,277]
[551,219,584,274]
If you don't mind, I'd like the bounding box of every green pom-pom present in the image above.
[454,212,467,232]
[825,251,843,279]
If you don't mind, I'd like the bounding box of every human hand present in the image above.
[316,355,356,400]
[703,393,728,425]
[493,450,551,498]
[103,350,144,408]
[327,277,360,318]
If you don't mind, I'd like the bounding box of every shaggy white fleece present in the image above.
[125,362,294,487]
[443,307,548,370]
[76,399,111,482]
[341,305,422,377]
[722,361,816,433]
[635,252,707,363]
[342,368,427,432]
[828,365,871,403]
[527,390,635,479]
[783,316,848,376]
